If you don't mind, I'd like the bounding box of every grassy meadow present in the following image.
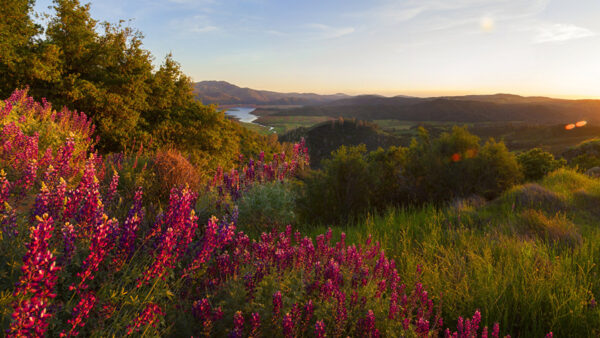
[300,169,600,337]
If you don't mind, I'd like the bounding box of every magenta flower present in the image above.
[61,291,97,337]
[315,320,326,338]
[126,303,165,335]
[8,214,60,338]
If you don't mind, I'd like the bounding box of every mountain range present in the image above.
[276,94,600,124]
[193,81,349,105]
[194,81,600,124]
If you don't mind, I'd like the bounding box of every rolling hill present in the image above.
[193,81,349,105]
[275,94,600,124]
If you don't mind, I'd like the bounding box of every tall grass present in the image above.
[322,169,600,336]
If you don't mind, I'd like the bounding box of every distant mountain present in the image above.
[275,93,600,124]
[193,81,350,105]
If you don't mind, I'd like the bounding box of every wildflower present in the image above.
[126,303,165,335]
[229,311,244,338]
[249,312,260,337]
[8,214,60,337]
[315,320,326,338]
[61,292,97,337]
[283,312,295,337]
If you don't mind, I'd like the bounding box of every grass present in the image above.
[240,121,274,135]
[299,169,600,336]
[254,115,333,134]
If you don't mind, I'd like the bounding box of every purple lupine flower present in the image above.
[282,312,295,337]
[229,311,244,338]
[71,217,116,291]
[126,303,165,335]
[250,312,260,337]
[105,170,119,205]
[315,320,326,338]
[61,291,97,337]
[113,188,144,269]
[8,214,60,338]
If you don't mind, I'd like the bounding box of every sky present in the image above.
[34,0,600,98]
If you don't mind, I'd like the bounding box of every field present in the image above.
[254,115,333,134]
[301,169,600,336]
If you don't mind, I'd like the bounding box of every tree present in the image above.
[0,0,60,97]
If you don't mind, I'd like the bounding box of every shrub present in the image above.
[297,145,373,224]
[237,181,297,233]
[563,138,600,171]
[517,148,565,181]
[404,127,522,202]
[153,148,202,199]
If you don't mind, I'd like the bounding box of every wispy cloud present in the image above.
[354,0,549,27]
[170,15,218,36]
[265,30,286,37]
[307,23,355,40]
[534,23,595,43]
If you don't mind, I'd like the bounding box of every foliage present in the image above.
[298,127,522,225]
[404,126,522,202]
[0,0,283,170]
[563,138,600,171]
[0,94,524,337]
[517,148,566,181]
[237,181,297,233]
[300,168,600,337]
[297,145,373,224]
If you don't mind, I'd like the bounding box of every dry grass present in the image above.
[506,183,568,213]
[516,209,582,248]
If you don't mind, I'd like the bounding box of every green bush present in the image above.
[298,127,523,225]
[404,126,522,202]
[517,148,565,181]
[237,181,297,232]
[296,145,373,225]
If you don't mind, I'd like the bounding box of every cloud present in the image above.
[307,23,355,40]
[354,0,549,27]
[265,30,286,37]
[534,23,595,43]
[168,0,214,4]
[170,15,218,36]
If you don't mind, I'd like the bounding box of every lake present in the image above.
[224,107,258,123]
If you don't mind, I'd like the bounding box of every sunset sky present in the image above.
[35,0,600,98]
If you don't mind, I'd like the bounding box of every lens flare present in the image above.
[451,153,461,162]
[565,124,576,130]
[576,121,587,127]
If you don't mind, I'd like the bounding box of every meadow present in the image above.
[2,1,599,336]
[5,90,597,337]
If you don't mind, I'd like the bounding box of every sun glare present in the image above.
[480,16,495,32]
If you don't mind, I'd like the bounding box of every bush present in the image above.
[298,128,523,225]
[517,148,565,181]
[237,181,297,233]
[404,126,522,202]
[153,148,201,197]
[296,145,373,225]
